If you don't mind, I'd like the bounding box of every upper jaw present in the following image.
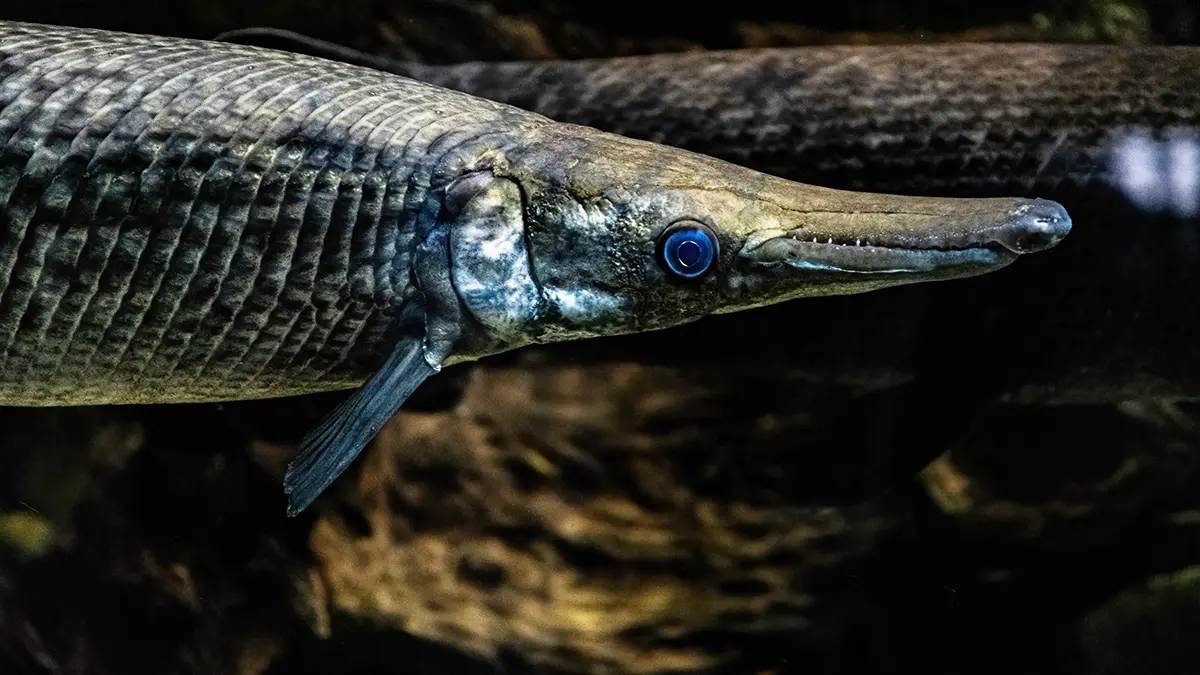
[739,233,1012,273]
[738,198,1072,274]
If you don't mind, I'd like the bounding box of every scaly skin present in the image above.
[219,30,1200,403]
[0,22,1067,407]
[386,45,1200,403]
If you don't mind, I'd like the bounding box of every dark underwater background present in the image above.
[1,2,1200,674]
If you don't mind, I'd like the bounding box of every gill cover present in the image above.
[282,173,531,516]
[446,172,541,344]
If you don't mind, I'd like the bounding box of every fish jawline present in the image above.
[752,239,1013,273]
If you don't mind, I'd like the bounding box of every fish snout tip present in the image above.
[996,198,1073,254]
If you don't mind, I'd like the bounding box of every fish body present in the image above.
[391,45,1200,403]
[0,22,1069,511]
[222,34,1200,403]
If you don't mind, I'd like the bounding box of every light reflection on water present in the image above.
[1109,126,1200,219]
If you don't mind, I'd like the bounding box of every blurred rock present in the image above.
[1,0,1175,65]
[311,363,907,672]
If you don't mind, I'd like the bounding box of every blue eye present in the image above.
[659,221,718,279]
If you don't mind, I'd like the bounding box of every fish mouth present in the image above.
[738,198,1072,274]
[739,233,1013,273]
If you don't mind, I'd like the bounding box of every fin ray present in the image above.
[283,336,435,516]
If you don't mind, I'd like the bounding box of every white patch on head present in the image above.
[480,231,518,260]
[545,287,625,322]
[450,192,540,339]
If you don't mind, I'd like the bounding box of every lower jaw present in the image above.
[782,242,1012,274]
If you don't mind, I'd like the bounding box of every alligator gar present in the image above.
[0,22,1069,513]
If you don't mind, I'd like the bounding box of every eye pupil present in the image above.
[676,240,703,268]
[659,221,718,279]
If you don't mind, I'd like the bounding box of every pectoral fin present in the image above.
[282,334,436,517]
[283,179,470,517]
[281,171,530,516]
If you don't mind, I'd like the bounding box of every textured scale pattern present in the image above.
[404,44,1200,198]
[0,22,540,405]
[396,46,1200,401]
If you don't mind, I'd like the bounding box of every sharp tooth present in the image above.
[855,238,861,246]
[827,237,833,244]
[812,237,818,243]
